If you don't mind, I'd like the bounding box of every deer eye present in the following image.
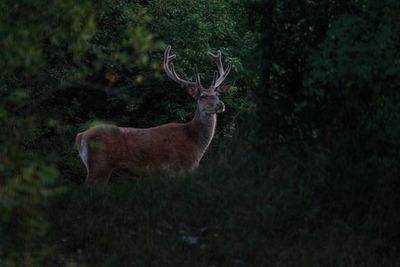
[200,94,206,99]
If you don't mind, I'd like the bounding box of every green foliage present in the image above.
[0,0,95,76]
[252,0,400,264]
[254,0,400,144]
[0,163,64,265]
[0,0,160,264]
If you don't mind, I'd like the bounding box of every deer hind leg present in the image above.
[85,167,113,185]
[79,137,113,185]
[85,152,114,185]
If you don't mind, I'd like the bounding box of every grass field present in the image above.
[43,145,399,267]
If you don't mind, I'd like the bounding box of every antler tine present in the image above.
[193,64,202,87]
[164,45,197,87]
[207,50,231,88]
[216,63,231,83]
[210,71,218,87]
[169,63,186,85]
[207,51,223,74]
[163,45,176,68]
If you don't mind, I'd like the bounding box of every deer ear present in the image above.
[216,84,231,95]
[187,85,199,99]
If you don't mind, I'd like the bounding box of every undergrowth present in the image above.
[45,141,400,267]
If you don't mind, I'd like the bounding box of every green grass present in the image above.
[2,139,398,266]
[45,148,400,267]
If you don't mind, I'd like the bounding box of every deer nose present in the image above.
[217,101,225,112]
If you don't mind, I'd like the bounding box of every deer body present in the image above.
[76,46,231,184]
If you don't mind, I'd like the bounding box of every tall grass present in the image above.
[45,139,400,266]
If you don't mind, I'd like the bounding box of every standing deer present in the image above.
[75,45,231,184]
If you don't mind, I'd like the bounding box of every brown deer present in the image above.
[75,45,231,184]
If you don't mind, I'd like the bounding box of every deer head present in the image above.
[164,45,231,115]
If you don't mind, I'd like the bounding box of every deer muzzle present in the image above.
[216,101,225,113]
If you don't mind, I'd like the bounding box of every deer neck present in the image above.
[188,107,217,153]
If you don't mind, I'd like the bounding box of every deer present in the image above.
[75,45,231,184]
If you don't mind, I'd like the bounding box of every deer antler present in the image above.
[164,45,202,88]
[208,50,231,88]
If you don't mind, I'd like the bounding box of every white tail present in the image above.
[75,45,231,184]
[77,137,89,173]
